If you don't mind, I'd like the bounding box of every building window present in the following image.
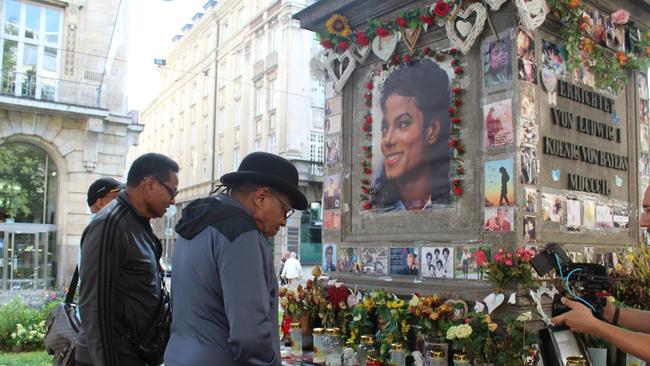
[217,153,223,176]
[254,138,261,151]
[234,50,242,77]
[233,148,240,170]
[203,68,211,96]
[222,21,229,42]
[1,0,63,100]
[203,116,209,142]
[218,107,225,133]
[268,134,276,154]
[218,62,226,88]
[255,86,263,116]
[310,132,324,162]
[269,112,276,130]
[206,32,215,52]
[255,117,262,135]
[238,7,245,29]
[202,158,208,180]
[192,80,198,104]
[267,79,275,111]
[269,26,277,54]
[311,76,325,108]
[234,127,240,146]
[233,98,240,127]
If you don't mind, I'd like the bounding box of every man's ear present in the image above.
[425,120,441,145]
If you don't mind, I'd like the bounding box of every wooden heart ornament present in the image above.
[444,299,468,321]
[324,49,358,92]
[350,44,371,64]
[403,26,422,53]
[372,32,400,61]
[445,3,488,54]
[516,0,548,31]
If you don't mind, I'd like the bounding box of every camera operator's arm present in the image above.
[551,297,650,362]
[601,300,650,334]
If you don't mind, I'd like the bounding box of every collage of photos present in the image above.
[323,90,342,231]
[369,58,454,211]
[483,99,514,148]
[421,246,454,279]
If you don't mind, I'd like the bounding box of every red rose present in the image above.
[356,32,370,46]
[376,27,389,37]
[453,186,463,196]
[449,138,458,147]
[457,166,465,174]
[361,186,369,194]
[364,168,372,174]
[363,202,372,210]
[363,145,370,152]
[396,16,408,28]
[454,66,463,73]
[456,144,465,154]
[362,124,370,132]
[336,41,349,51]
[452,87,461,93]
[321,39,334,49]
[448,107,456,114]
[451,59,459,66]
[366,82,374,90]
[393,54,401,63]
[452,117,461,124]
[366,115,373,123]
[423,47,431,55]
[433,1,450,17]
[420,15,435,25]
[455,99,462,106]
[450,48,458,55]
[404,54,410,62]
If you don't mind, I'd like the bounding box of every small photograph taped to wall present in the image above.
[421,246,454,279]
[524,187,538,213]
[326,134,341,166]
[337,247,360,273]
[516,29,537,84]
[323,209,340,230]
[589,8,607,46]
[483,99,514,148]
[323,174,341,209]
[637,73,648,100]
[484,158,515,207]
[641,125,650,152]
[542,193,563,223]
[324,114,342,135]
[541,40,567,78]
[483,36,514,88]
[325,96,342,117]
[566,199,581,228]
[520,147,538,185]
[595,204,614,229]
[390,247,419,276]
[454,245,491,280]
[360,247,389,276]
[613,206,629,229]
[523,216,536,242]
[519,82,536,122]
[641,99,649,124]
[484,206,514,232]
[582,199,596,229]
[322,244,337,272]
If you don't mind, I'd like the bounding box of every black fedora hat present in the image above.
[220,152,308,210]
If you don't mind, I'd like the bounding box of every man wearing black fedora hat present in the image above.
[165,152,307,366]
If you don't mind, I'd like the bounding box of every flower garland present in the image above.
[360,47,465,210]
[319,3,649,92]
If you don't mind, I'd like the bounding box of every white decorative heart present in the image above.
[508,292,517,304]
[484,0,508,11]
[474,301,486,313]
[483,292,505,314]
[541,67,558,93]
[445,3,488,55]
[324,49,357,92]
[444,299,469,321]
[516,0,548,31]
[456,21,472,37]
[372,32,400,62]
[350,44,371,65]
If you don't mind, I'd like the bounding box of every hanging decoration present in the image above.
[318,2,650,92]
[359,48,465,210]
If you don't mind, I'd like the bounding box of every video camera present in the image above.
[530,243,610,318]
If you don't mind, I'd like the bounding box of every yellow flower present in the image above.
[364,297,375,309]
[483,315,492,324]
[429,311,440,320]
[387,299,405,309]
[325,14,352,37]
[488,322,498,332]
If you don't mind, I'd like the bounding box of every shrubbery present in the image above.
[0,294,61,351]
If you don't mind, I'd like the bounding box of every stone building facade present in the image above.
[127,0,325,265]
[0,0,140,290]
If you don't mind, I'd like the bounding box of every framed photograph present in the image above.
[516,29,537,84]
[523,216,537,242]
[641,99,649,124]
[337,247,359,273]
[360,247,388,276]
[389,247,419,276]
[566,199,581,228]
[445,299,468,321]
[483,99,514,148]
[484,158,515,207]
[582,199,596,229]
[483,36,514,88]
[524,187,538,213]
[324,114,342,135]
[454,245,491,280]
[641,125,649,152]
[326,134,341,165]
[323,209,340,230]
[542,193,563,222]
[325,96,342,117]
[595,204,614,229]
[369,58,455,211]
[613,206,629,229]
[484,207,514,232]
[638,73,649,100]
[542,40,567,78]
[323,174,341,209]
[421,246,454,279]
[322,244,337,272]
[520,147,539,185]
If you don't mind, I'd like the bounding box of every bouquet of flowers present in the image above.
[493,311,539,366]
[610,243,650,310]
[487,247,536,290]
[407,294,455,339]
[447,323,473,354]
[372,290,411,363]
[463,312,499,363]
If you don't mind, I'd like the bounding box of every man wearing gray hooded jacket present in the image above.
[164,152,307,366]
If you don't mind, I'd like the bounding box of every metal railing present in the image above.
[0,69,102,107]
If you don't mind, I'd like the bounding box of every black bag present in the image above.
[43,267,81,366]
[131,269,171,365]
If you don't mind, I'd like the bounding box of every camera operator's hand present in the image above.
[550,297,602,334]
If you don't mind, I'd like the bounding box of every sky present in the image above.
[127,0,207,111]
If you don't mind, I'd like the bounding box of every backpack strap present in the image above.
[65,266,78,304]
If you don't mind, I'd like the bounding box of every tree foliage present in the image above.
[0,143,46,221]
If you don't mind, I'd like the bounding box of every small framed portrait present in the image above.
[483,99,514,148]
[485,158,515,207]
[323,209,340,230]
[324,114,342,135]
[542,193,563,223]
[326,134,341,165]
[517,29,537,85]
[566,199,581,228]
[582,199,596,229]
[389,247,419,276]
[360,247,388,276]
[638,73,649,100]
[595,204,614,229]
[421,246,454,279]
[455,245,491,280]
[520,147,538,185]
[323,174,341,209]
[337,247,359,273]
[322,244,337,272]
[613,206,629,229]
[484,207,514,232]
[641,125,649,152]
[641,99,649,124]
[444,299,468,321]
[325,96,342,117]
[483,35,514,88]
[523,216,536,242]
[524,187,538,213]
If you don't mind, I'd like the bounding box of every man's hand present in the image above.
[550,297,602,334]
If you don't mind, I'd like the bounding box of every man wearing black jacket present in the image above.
[76,153,179,366]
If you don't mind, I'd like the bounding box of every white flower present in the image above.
[408,295,421,308]
[517,311,533,322]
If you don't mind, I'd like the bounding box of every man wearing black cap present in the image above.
[164,152,308,366]
[87,177,123,215]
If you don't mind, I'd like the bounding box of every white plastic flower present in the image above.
[517,311,533,322]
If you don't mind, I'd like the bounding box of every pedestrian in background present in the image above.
[165,152,307,366]
[281,252,303,290]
